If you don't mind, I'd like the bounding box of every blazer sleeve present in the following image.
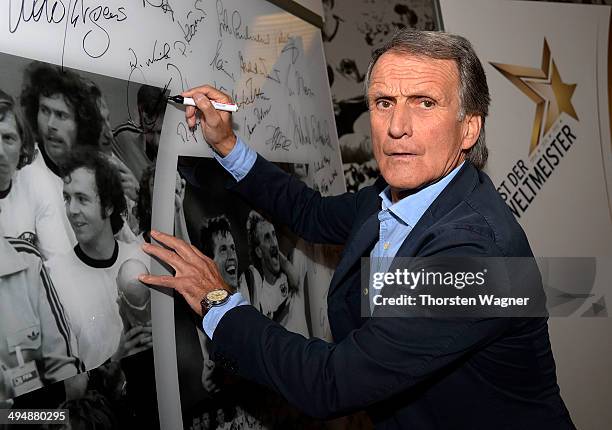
[228,155,358,245]
[209,228,513,419]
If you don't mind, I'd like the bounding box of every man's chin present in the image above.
[382,172,429,194]
[46,147,69,164]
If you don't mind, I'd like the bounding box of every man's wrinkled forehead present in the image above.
[367,52,460,97]
[39,92,75,112]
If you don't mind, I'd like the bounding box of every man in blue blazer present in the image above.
[142,30,575,429]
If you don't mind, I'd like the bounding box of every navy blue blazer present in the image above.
[209,156,575,429]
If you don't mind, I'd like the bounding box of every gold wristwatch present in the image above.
[201,289,232,315]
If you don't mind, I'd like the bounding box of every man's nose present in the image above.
[46,113,58,130]
[388,103,413,139]
[67,199,80,215]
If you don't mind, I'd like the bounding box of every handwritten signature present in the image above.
[289,104,332,149]
[265,125,292,151]
[281,37,299,65]
[245,104,272,137]
[219,78,269,109]
[142,0,174,22]
[210,39,235,82]
[177,0,206,44]
[295,70,315,97]
[176,121,199,144]
[216,0,270,45]
[238,51,281,84]
[8,0,127,63]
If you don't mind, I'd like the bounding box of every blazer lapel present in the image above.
[393,210,436,260]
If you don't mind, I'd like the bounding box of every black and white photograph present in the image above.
[0,50,165,426]
[173,156,321,430]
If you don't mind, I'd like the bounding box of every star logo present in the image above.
[491,39,578,154]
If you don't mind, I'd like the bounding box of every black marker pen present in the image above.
[167,95,238,112]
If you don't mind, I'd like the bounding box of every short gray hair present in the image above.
[365,29,490,169]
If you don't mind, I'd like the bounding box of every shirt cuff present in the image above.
[214,137,257,182]
[202,292,249,339]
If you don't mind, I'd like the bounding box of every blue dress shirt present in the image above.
[203,137,462,337]
[368,165,462,312]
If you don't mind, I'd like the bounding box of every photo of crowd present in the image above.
[174,157,319,429]
[0,50,166,428]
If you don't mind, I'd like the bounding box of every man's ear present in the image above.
[255,246,263,259]
[104,205,114,219]
[460,114,482,150]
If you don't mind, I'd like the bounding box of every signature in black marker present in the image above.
[142,0,174,21]
[177,0,206,44]
[210,39,235,82]
[9,0,127,64]
[266,125,292,151]
[216,0,270,45]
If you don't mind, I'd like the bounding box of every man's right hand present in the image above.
[181,85,237,157]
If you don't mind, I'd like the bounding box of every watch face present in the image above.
[206,289,229,302]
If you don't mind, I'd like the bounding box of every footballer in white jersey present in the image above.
[46,240,149,370]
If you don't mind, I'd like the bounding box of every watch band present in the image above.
[200,289,232,315]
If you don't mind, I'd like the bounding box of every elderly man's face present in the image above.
[211,231,238,289]
[0,112,21,191]
[367,52,480,198]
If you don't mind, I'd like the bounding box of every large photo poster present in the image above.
[0,1,344,428]
[0,50,165,428]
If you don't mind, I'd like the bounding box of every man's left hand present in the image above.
[139,230,229,317]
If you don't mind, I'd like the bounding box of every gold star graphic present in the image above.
[490,39,578,154]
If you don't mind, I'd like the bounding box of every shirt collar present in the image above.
[74,241,119,269]
[379,162,464,227]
